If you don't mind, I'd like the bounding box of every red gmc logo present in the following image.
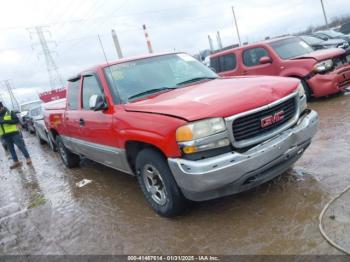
[261,111,285,128]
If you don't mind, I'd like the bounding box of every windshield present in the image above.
[321,30,344,37]
[270,37,314,59]
[20,101,42,112]
[104,53,217,103]
[300,35,322,45]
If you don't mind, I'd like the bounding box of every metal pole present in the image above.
[208,35,214,51]
[232,6,242,46]
[111,29,123,59]
[216,31,223,49]
[142,24,153,53]
[320,0,329,29]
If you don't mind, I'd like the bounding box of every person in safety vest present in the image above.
[0,102,32,169]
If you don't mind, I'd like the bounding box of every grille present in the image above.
[232,97,297,142]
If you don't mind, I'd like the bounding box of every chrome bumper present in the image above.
[168,110,318,201]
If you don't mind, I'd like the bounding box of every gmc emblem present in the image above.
[261,111,285,128]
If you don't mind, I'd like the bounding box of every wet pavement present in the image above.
[1,93,350,255]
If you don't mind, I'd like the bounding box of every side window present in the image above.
[210,57,220,72]
[243,47,269,67]
[220,54,237,72]
[67,80,80,110]
[82,75,104,110]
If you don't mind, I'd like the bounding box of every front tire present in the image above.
[56,136,80,168]
[135,148,187,217]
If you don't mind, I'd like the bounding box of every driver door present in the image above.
[77,72,121,168]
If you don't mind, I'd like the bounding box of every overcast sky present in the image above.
[0,0,349,105]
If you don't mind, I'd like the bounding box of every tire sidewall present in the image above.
[135,149,185,217]
[56,136,69,167]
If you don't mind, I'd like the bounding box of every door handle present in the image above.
[79,118,85,126]
[242,71,248,75]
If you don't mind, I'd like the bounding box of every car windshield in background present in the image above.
[104,53,217,103]
[270,37,314,59]
[321,30,344,37]
[20,101,42,112]
[300,36,322,45]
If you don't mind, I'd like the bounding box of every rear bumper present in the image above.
[307,63,350,97]
[168,110,318,201]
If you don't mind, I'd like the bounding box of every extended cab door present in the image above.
[240,46,279,76]
[77,72,126,170]
[210,53,239,77]
[63,77,83,153]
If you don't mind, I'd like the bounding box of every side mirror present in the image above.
[89,94,107,111]
[209,66,217,72]
[259,56,272,64]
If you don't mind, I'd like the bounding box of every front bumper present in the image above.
[308,63,350,97]
[168,110,318,201]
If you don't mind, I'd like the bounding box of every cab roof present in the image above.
[211,36,296,58]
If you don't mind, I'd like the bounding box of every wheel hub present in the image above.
[142,164,167,206]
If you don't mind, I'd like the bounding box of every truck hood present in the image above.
[292,48,345,61]
[123,76,299,122]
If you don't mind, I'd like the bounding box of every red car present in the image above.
[210,36,350,98]
[45,53,318,217]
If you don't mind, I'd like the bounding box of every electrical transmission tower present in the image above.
[28,26,64,90]
[0,80,20,111]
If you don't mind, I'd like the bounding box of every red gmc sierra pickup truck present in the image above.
[210,36,350,98]
[45,53,318,217]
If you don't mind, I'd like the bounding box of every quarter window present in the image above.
[220,54,237,72]
[67,80,80,110]
[210,57,220,72]
[82,75,104,110]
[243,47,269,67]
[210,54,237,73]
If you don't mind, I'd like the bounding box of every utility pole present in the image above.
[111,29,123,59]
[27,26,64,90]
[320,0,329,29]
[142,24,153,53]
[232,6,242,46]
[1,80,20,111]
[208,35,214,51]
[216,31,223,49]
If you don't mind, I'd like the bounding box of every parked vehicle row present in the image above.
[38,52,319,217]
[210,36,350,99]
[299,35,350,52]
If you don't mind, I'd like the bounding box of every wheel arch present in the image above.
[125,140,167,174]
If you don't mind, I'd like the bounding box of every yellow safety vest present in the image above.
[0,112,18,136]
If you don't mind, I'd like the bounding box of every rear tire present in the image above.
[135,148,187,217]
[56,136,80,168]
[48,132,57,152]
[36,131,46,145]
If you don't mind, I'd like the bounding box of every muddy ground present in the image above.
[1,93,350,255]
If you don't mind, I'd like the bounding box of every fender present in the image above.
[119,129,182,158]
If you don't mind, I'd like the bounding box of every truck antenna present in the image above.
[97,34,123,104]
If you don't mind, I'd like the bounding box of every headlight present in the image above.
[313,59,333,72]
[297,83,305,98]
[176,118,226,142]
[176,118,229,154]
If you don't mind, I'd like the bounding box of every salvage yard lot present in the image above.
[1,93,350,255]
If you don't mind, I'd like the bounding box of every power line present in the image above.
[27,26,64,90]
[0,80,20,111]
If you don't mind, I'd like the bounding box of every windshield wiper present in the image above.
[176,77,217,86]
[128,87,177,101]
